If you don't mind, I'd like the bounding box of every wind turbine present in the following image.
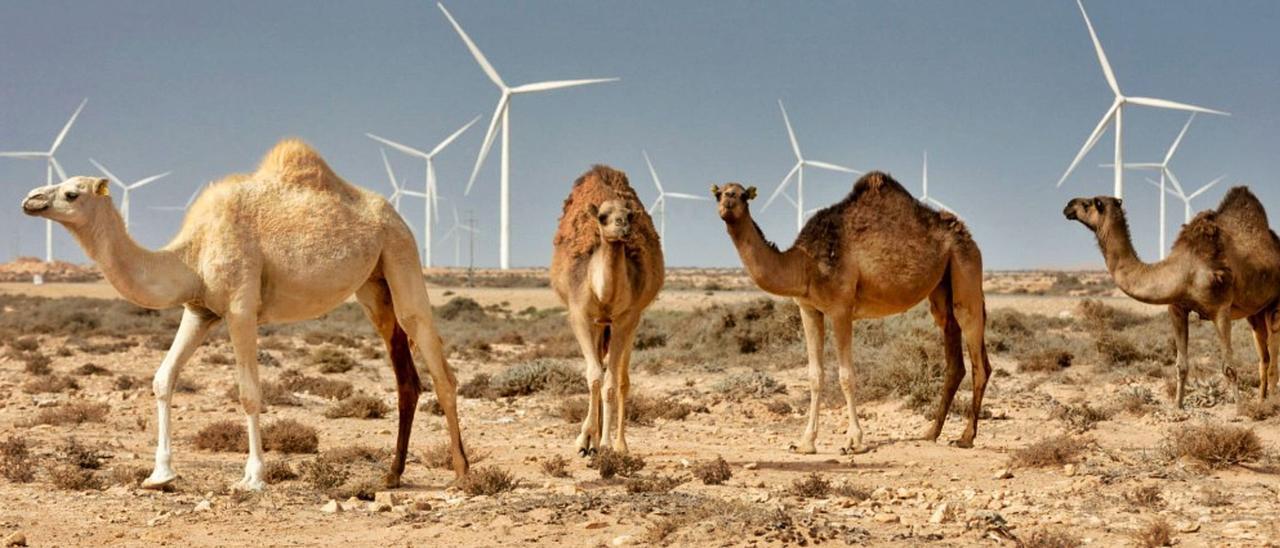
[439,2,619,270]
[377,148,410,212]
[642,150,709,252]
[1146,175,1225,223]
[151,182,207,213]
[762,100,859,233]
[1102,114,1197,259]
[88,159,170,231]
[440,203,480,267]
[919,151,956,214]
[0,98,87,262]
[1056,0,1228,200]
[366,115,479,268]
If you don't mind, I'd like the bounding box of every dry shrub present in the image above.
[1,436,36,483]
[765,399,792,415]
[301,458,349,493]
[1077,299,1144,330]
[114,375,141,391]
[491,359,585,397]
[303,330,360,349]
[299,445,390,498]
[1094,332,1146,366]
[625,474,683,494]
[75,339,134,355]
[422,441,486,469]
[1051,402,1113,432]
[48,463,100,490]
[224,381,301,407]
[324,394,389,419]
[257,349,281,368]
[541,455,571,478]
[1162,423,1262,468]
[1115,386,1157,415]
[437,297,488,321]
[262,460,298,483]
[193,420,246,452]
[278,369,353,400]
[1123,484,1163,508]
[419,397,445,416]
[627,393,694,425]
[10,336,39,352]
[1021,527,1082,548]
[57,438,106,470]
[713,371,785,400]
[458,373,493,399]
[1196,487,1231,507]
[1012,435,1084,467]
[174,376,202,394]
[193,419,319,454]
[19,351,52,375]
[590,448,645,480]
[1019,348,1074,373]
[1130,518,1173,548]
[109,464,149,487]
[693,456,732,485]
[556,396,588,423]
[832,482,871,500]
[22,401,109,426]
[788,472,831,498]
[204,350,233,365]
[457,466,518,496]
[73,363,110,376]
[22,374,79,394]
[311,346,357,374]
[1237,396,1280,421]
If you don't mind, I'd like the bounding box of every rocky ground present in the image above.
[0,281,1278,547]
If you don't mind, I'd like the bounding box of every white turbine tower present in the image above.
[439,2,619,270]
[1147,175,1225,223]
[440,204,480,267]
[1102,114,1198,259]
[642,150,709,252]
[0,98,87,262]
[366,116,479,268]
[919,151,956,214]
[762,100,858,233]
[88,159,170,231]
[1056,0,1227,199]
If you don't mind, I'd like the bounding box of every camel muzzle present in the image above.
[1063,206,1077,221]
[21,197,50,215]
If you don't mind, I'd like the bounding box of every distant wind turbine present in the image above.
[377,148,410,212]
[1146,175,1225,223]
[919,151,956,214]
[366,115,479,268]
[89,159,170,231]
[642,150,709,252]
[150,182,207,213]
[1056,0,1228,199]
[439,2,619,270]
[763,100,859,233]
[0,98,87,262]
[1101,114,1198,259]
[440,204,480,267]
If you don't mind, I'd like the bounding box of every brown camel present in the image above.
[1064,187,1280,405]
[551,165,663,455]
[712,172,993,452]
[20,140,468,491]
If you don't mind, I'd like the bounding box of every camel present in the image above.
[19,140,468,491]
[712,172,993,452]
[551,165,663,455]
[1064,188,1280,405]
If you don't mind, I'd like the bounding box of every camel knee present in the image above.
[238,386,263,415]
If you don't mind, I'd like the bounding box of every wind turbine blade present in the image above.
[1056,101,1119,187]
[642,150,664,193]
[402,190,428,198]
[782,193,798,208]
[1144,177,1180,198]
[366,133,430,159]
[763,162,801,211]
[48,156,67,181]
[379,148,400,191]
[647,195,664,215]
[465,94,509,195]
[429,115,482,157]
[184,183,205,209]
[1188,176,1225,200]
[664,192,711,201]
[1099,162,1161,169]
[1164,113,1196,164]
[1165,169,1187,197]
[441,227,458,240]
[89,158,125,189]
[0,152,46,158]
[1076,0,1120,96]
[1126,97,1229,116]
[510,78,619,94]
[777,100,802,160]
[804,160,858,174]
[928,197,956,213]
[428,162,441,220]
[130,172,170,189]
[50,98,88,154]
[437,3,506,89]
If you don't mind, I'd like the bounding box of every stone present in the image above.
[367,501,392,513]
[413,499,433,512]
[992,469,1013,480]
[374,491,401,507]
[1063,464,1076,477]
[743,462,759,470]
[611,535,635,546]
[929,503,951,524]
[193,500,211,512]
[873,513,900,524]
[321,500,342,514]
[3,532,26,547]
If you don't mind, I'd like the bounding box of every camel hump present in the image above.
[850,171,914,202]
[255,139,339,188]
[554,164,659,259]
[1214,186,1271,233]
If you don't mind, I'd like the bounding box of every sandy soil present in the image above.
[0,284,1277,547]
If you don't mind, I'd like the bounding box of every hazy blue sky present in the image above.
[2,1,1276,269]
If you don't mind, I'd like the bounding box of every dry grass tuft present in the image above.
[457,466,518,496]
[1051,402,1113,432]
[1021,527,1083,548]
[277,369,353,400]
[19,351,52,375]
[1123,484,1163,508]
[73,363,111,376]
[491,359,586,397]
[787,472,831,498]
[625,474,683,494]
[1,436,36,483]
[1237,396,1280,421]
[324,394,389,419]
[1129,518,1173,547]
[22,374,79,394]
[421,441,486,470]
[713,371,785,400]
[311,346,357,374]
[628,393,695,425]
[224,380,301,407]
[21,401,109,427]
[1162,423,1262,468]
[57,438,106,470]
[1012,435,1085,468]
[540,455,571,478]
[262,460,298,484]
[194,419,319,454]
[47,463,100,490]
[10,336,39,352]
[1115,386,1157,416]
[193,420,245,452]
[109,465,150,487]
[590,448,646,480]
[1018,348,1074,373]
[458,373,492,399]
[693,456,732,485]
[300,458,349,493]
[418,397,444,416]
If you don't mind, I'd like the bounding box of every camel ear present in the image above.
[1116,198,1123,207]
[746,186,758,201]
[94,178,110,197]
[586,203,599,220]
[710,184,721,199]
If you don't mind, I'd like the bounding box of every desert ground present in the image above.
[1,269,1278,547]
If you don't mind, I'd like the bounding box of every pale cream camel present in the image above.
[20,140,468,491]
[712,172,993,452]
[1064,188,1280,405]
[551,166,663,455]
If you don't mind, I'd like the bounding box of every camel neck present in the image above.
[67,205,200,309]
[725,214,808,297]
[1095,216,1179,304]
[592,240,629,307]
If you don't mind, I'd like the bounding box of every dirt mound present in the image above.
[0,257,101,283]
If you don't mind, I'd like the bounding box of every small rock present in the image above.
[873,513,900,524]
[992,469,1013,480]
[3,532,26,547]
[929,503,951,524]
[1177,522,1200,533]
[367,501,392,513]
[342,497,362,511]
[374,491,401,507]
[611,534,635,546]
[413,499,433,512]
[744,462,759,470]
[1063,464,1076,477]
[584,521,608,530]
[193,500,211,512]
[320,500,342,514]
[679,459,691,468]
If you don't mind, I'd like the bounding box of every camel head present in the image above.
[1064,196,1124,233]
[21,176,112,226]
[588,199,632,243]
[712,182,756,222]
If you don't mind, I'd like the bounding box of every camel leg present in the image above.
[1213,309,1239,394]
[607,316,640,454]
[227,309,266,492]
[1170,306,1190,408]
[381,253,469,479]
[355,280,420,488]
[1270,308,1280,395]
[831,313,865,454]
[1248,312,1270,402]
[792,303,824,454]
[924,286,965,443]
[951,268,990,449]
[142,306,220,490]
[568,309,606,456]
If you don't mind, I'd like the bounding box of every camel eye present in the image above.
[598,214,608,223]
[64,191,79,202]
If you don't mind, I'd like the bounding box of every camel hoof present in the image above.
[951,438,974,449]
[382,473,402,489]
[231,477,266,492]
[140,475,176,491]
[577,447,596,458]
[788,442,816,455]
[839,445,870,456]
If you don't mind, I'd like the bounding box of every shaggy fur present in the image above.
[554,165,661,263]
